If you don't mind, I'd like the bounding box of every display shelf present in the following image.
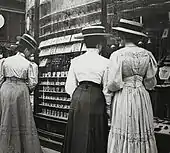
[39,20,101,40]
[39,35,72,48]
[37,51,83,125]
[39,0,100,21]
[39,43,84,57]
[39,90,67,94]
[40,10,101,29]
[39,97,71,106]
[34,115,66,152]
[39,135,63,145]
[39,84,65,86]
[39,76,67,79]
[39,33,84,49]
[37,113,68,121]
[39,104,70,110]
[39,97,71,101]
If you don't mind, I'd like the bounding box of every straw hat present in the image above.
[16,34,38,50]
[112,19,148,37]
[75,25,112,39]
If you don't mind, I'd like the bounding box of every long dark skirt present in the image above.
[63,81,109,153]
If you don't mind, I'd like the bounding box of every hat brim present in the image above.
[17,36,36,49]
[112,27,148,37]
[74,33,112,39]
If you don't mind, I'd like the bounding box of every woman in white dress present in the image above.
[107,19,158,153]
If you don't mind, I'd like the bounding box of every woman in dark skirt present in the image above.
[63,26,112,153]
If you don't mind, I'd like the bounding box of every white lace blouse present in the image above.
[107,44,158,91]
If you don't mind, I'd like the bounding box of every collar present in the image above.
[17,52,25,57]
[86,48,99,54]
[125,42,137,47]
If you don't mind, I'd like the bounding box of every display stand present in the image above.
[35,38,86,151]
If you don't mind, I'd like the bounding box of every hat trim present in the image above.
[74,33,112,39]
[120,19,143,27]
[112,27,148,37]
[17,36,36,49]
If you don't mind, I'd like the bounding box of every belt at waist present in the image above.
[6,77,26,83]
[123,75,143,88]
[79,81,101,88]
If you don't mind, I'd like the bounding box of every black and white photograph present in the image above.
[0,0,170,153]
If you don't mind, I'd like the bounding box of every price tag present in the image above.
[162,28,169,38]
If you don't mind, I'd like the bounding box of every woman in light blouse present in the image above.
[63,26,112,153]
[107,19,158,153]
[0,34,43,153]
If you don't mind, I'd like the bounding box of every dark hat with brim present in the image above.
[75,26,112,39]
[112,19,148,37]
[16,34,37,49]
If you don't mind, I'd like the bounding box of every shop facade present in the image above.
[26,0,170,152]
[0,0,25,47]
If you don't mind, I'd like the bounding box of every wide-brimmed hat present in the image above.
[16,34,38,50]
[112,19,148,37]
[75,25,112,39]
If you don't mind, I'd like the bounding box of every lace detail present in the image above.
[122,51,149,76]
[123,75,143,88]
[110,127,155,143]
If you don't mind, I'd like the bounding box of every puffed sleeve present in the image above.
[65,59,78,97]
[102,61,113,106]
[0,59,5,87]
[107,52,124,92]
[32,62,38,83]
[143,52,157,90]
[28,62,38,92]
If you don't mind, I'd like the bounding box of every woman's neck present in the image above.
[125,42,136,47]
[86,48,99,54]
[17,52,25,57]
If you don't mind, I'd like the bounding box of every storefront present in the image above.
[26,0,170,152]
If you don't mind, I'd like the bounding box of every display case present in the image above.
[35,35,86,151]
[39,0,101,41]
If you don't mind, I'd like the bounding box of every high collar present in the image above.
[86,48,99,54]
[17,52,25,57]
[125,42,137,47]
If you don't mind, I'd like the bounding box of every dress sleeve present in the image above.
[102,62,113,106]
[28,62,38,92]
[0,59,5,86]
[107,52,124,92]
[65,59,78,97]
[143,52,158,90]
